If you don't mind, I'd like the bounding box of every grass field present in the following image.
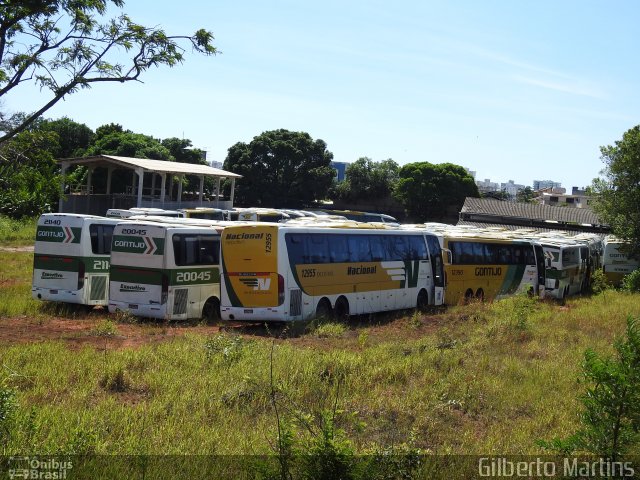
[1,248,639,460]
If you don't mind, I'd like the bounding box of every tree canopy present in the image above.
[333,157,399,202]
[0,0,216,143]
[393,162,479,221]
[224,129,335,208]
[591,125,640,257]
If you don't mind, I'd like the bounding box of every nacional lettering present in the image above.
[475,267,502,276]
[226,233,264,241]
[347,265,377,275]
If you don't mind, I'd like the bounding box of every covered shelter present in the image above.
[58,155,241,216]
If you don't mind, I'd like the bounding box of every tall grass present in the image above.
[0,291,638,456]
[0,216,37,246]
[0,251,41,317]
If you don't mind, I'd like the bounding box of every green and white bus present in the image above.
[603,236,640,286]
[108,221,222,320]
[32,213,120,306]
[220,223,445,322]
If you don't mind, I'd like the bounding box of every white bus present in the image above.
[220,223,445,322]
[603,236,639,286]
[32,213,120,306]
[106,208,185,219]
[108,221,222,321]
[538,239,586,300]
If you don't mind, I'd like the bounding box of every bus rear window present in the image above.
[172,234,220,266]
[90,224,115,255]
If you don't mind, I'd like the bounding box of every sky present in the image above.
[5,0,640,190]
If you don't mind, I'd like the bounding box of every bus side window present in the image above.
[199,235,220,264]
[310,234,330,264]
[369,235,385,262]
[328,235,349,263]
[351,235,374,262]
[409,235,428,260]
[285,234,307,265]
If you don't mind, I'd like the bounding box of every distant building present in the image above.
[541,186,591,208]
[501,180,525,198]
[465,168,476,179]
[533,179,562,191]
[476,178,501,194]
[331,161,349,182]
[210,160,223,169]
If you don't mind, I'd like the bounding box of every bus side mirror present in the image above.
[442,248,452,265]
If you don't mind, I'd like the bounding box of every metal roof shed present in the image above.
[58,155,242,215]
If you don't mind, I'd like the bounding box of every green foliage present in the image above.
[621,269,640,293]
[588,269,611,295]
[333,157,399,202]
[539,316,640,459]
[591,125,640,258]
[516,186,536,203]
[393,162,479,221]
[0,380,17,443]
[0,0,217,142]
[0,216,36,245]
[312,323,347,338]
[85,129,172,160]
[0,131,60,218]
[204,333,248,364]
[224,129,335,208]
[37,117,94,158]
[92,320,120,337]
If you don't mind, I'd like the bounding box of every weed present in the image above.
[99,366,130,393]
[357,331,369,350]
[313,322,347,338]
[621,269,640,293]
[588,269,611,295]
[408,311,422,329]
[112,309,139,324]
[204,333,247,363]
[92,319,119,337]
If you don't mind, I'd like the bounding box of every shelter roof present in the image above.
[58,155,241,178]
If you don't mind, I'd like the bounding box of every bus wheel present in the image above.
[464,289,474,304]
[202,297,220,323]
[475,288,484,302]
[334,296,350,322]
[417,289,429,312]
[315,298,332,320]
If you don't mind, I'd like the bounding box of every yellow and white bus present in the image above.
[440,232,546,304]
[179,207,226,220]
[32,213,120,306]
[603,236,639,286]
[108,221,222,321]
[219,223,445,322]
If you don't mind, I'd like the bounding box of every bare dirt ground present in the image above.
[0,308,446,351]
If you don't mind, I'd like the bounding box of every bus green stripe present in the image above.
[221,254,242,307]
[110,266,163,285]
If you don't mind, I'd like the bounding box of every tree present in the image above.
[591,125,640,258]
[393,162,479,221]
[0,129,60,217]
[516,186,536,203]
[85,128,171,160]
[333,157,399,202]
[37,117,93,158]
[0,0,216,143]
[224,129,335,208]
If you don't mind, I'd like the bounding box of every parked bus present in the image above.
[603,236,639,286]
[536,239,586,300]
[179,207,226,220]
[314,209,399,225]
[32,213,120,306]
[220,223,445,322]
[440,232,546,304]
[108,221,222,321]
[227,208,291,222]
[106,208,184,219]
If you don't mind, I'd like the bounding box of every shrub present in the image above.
[588,269,611,294]
[621,269,640,293]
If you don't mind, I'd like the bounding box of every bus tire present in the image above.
[202,297,220,323]
[315,298,332,320]
[334,296,350,321]
[417,289,429,312]
[464,289,474,304]
[475,288,484,302]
